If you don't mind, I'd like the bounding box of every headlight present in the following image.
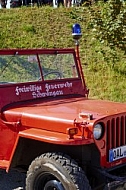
[93,124,103,140]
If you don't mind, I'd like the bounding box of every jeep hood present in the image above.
[2,97,126,132]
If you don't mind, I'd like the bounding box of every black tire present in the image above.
[26,152,91,190]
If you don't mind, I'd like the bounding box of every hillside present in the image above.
[0,4,126,102]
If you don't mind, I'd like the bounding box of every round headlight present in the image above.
[93,124,103,140]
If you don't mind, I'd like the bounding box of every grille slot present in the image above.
[107,115,126,157]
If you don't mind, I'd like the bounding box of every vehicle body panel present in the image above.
[0,48,126,189]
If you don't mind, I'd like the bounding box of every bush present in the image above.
[89,0,126,55]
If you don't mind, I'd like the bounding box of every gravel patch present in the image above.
[0,169,26,190]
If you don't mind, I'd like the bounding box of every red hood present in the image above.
[3,97,126,132]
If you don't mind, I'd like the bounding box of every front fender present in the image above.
[19,128,94,145]
[7,128,93,172]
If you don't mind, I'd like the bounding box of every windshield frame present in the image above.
[0,48,81,84]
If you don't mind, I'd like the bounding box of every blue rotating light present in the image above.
[72,24,82,40]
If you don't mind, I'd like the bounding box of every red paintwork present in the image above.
[0,48,126,173]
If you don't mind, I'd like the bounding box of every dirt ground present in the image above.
[0,169,25,190]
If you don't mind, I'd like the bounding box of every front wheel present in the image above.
[26,152,91,190]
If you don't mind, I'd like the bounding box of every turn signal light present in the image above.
[67,127,78,139]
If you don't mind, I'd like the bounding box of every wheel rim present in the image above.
[34,173,65,190]
[44,180,64,190]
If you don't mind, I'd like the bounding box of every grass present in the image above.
[0,5,126,102]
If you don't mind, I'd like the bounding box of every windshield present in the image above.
[0,53,78,84]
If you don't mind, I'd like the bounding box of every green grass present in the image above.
[0,5,126,102]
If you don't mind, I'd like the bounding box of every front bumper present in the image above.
[104,180,126,190]
[96,166,126,190]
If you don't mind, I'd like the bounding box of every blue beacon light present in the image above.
[72,24,82,40]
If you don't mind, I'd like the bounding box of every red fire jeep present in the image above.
[0,24,126,190]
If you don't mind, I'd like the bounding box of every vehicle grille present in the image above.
[106,114,126,160]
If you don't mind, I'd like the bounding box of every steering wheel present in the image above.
[39,71,63,81]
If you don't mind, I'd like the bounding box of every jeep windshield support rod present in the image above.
[75,40,86,89]
[36,53,44,81]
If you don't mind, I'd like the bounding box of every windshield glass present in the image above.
[0,53,78,84]
[39,54,78,80]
